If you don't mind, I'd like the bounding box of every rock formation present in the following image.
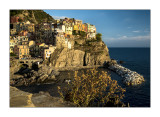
[10,64,60,86]
[48,40,111,68]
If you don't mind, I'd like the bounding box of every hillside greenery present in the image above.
[10,10,55,24]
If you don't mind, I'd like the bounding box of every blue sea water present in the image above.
[108,48,150,107]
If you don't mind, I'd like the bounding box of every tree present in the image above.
[58,68,126,107]
[72,30,77,35]
[80,31,86,37]
[96,33,102,41]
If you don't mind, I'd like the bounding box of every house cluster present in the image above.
[10,16,97,60]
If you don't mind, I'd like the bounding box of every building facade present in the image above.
[14,45,30,59]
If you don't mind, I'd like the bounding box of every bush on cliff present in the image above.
[72,30,86,38]
[96,33,102,42]
[58,68,126,107]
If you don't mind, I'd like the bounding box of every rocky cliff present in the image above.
[48,40,111,68]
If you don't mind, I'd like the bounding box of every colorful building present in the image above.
[18,30,28,36]
[54,30,66,48]
[65,26,73,35]
[10,16,20,24]
[14,45,30,59]
[57,24,65,33]
[10,39,15,53]
[43,45,56,60]
[82,23,88,33]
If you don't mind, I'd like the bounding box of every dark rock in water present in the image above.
[103,59,117,68]
[119,60,124,64]
[110,59,117,64]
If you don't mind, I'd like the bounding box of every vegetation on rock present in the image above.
[10,10,55,24]
[96,33,102,42]
[73,30,86,38]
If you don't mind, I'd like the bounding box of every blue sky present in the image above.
[44,10,150,47]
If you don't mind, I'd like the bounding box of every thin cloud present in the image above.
[122,36,127,38]
[127,27,132,29]
[106,35,150,41]
[132,30,140,33]
[128,35,150,41]
[52,16,66,20]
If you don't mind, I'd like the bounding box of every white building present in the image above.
[43,45,56,60]
[65,26,73,35]
[57,24,65,33]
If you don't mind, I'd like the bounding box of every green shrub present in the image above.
[10,53,16,56]
[96,33,102,41]
[58,68,126,107]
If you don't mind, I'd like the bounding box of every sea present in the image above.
[16,48,150,107]
[108,47,150,107]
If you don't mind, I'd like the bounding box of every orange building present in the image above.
[82,24,88,32]
[18,30,28,36]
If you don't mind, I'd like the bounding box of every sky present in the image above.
[44,10,150,47]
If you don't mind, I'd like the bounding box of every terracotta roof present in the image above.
[36,43,42,46]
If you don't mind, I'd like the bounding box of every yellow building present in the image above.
[10,39,15,53]
[74,19,82,25]
[14,45,30,59]
[65,26,73,35]
[73,25,79,31]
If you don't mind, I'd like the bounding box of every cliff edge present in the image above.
[47,38,111,68]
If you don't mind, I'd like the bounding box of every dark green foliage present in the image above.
[79,31,86,37]
[10,53,16,56]
[96,33,102,41]
[72,30,86,37]
[72,30,77,35]
[10,10,23,16]
[75,41,78,45]
[32,10,54,23]
[18,18,23,22]
[10,24,13,29]
[10,10,55,24]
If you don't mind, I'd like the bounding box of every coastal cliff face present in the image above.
[48,40,110,68]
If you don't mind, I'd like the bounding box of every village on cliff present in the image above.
[10,16,97,60]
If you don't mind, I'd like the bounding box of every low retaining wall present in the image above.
[55,65,102,71]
